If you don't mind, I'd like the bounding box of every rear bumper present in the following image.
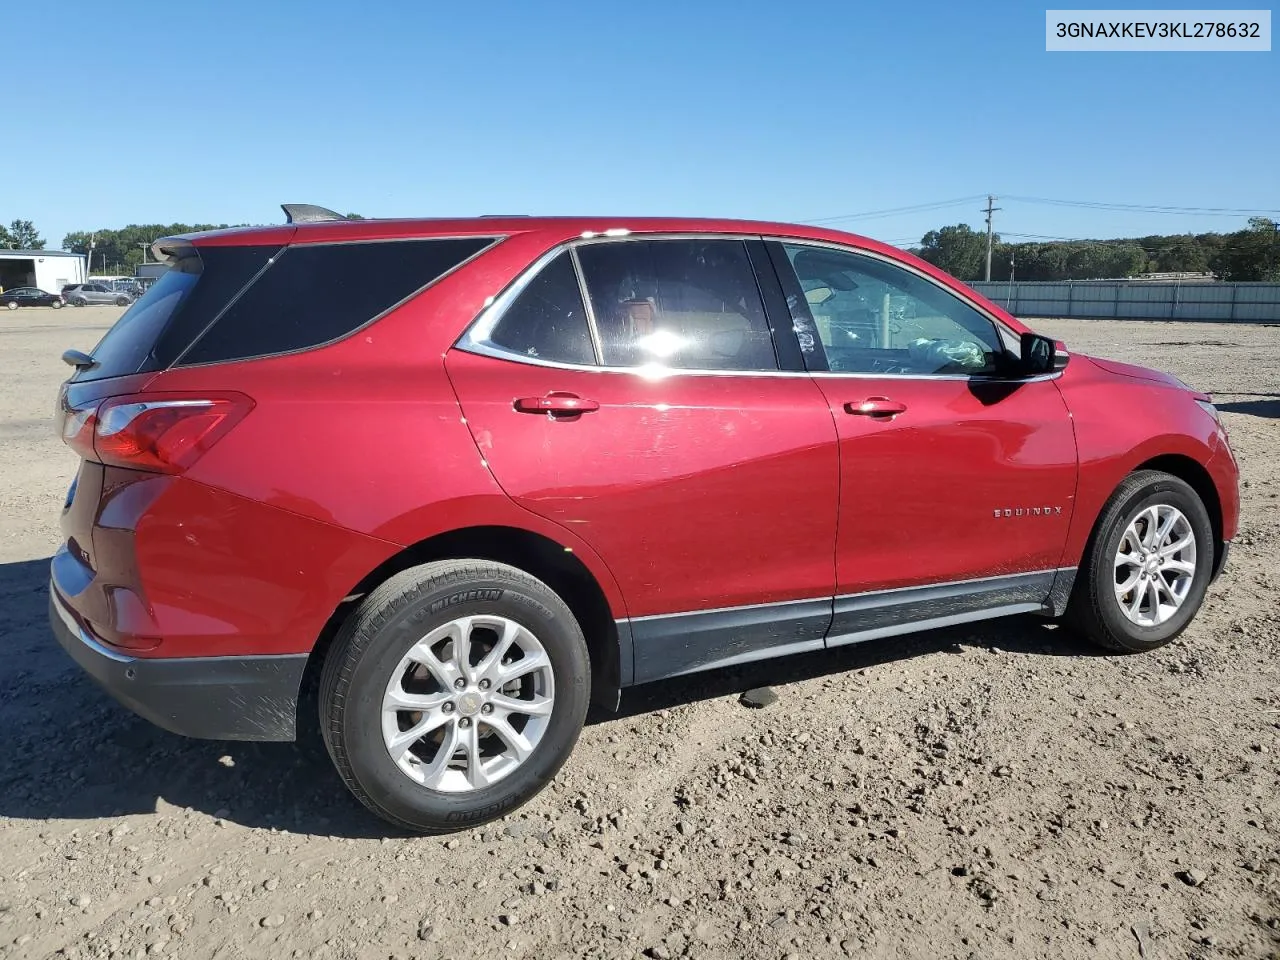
[49,584,305,741]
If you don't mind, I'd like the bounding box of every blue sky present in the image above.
[9,1,1278,250]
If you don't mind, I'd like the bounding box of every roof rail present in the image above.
[281,204,348,224]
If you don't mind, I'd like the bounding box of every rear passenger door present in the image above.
[446,237,840,685]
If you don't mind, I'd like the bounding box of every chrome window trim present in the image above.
[455,233,1060,384]
[568,246,605,364]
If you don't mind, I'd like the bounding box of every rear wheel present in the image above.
[1066,470,1214,652]
[72,298,86,307]
[319,560,590,833]
[5,301,16,310]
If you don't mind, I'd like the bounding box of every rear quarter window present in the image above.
[177,237,496,365]
[74,245,278,382]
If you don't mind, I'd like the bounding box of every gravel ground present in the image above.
[1,308,1276,960]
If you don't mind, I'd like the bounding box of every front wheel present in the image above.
[1065,470,1214,652]
[51,299,63,309]
[5,301,16,310]
[115,296,130,306]
[319,560,590,833]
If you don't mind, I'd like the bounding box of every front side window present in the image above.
[779,243,1006,376]
[576,239,778,371]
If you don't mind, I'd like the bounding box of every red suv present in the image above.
[50,206,1239,832]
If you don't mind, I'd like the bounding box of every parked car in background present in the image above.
[109,279,145,297]
[61,283,133,307]
[49,207,1239,834]
[2,287,64,309]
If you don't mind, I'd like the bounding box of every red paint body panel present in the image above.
[131,479,396,657]
[57,463,396,658]
[1054,356,1235,564]
[51,214,1239,675]
[444,350,840,617]
[808,376,1078,594]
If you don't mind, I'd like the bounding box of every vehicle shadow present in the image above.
[1217,397,1280,419]
[1,555,1097,838]
[605,613,1089,721]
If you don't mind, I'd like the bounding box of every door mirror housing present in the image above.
[1018,332,1069,376]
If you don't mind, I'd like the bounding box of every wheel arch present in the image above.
[1133,453,1225,577]
[303,525,628,721]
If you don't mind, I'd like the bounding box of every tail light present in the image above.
[58,391,253,473]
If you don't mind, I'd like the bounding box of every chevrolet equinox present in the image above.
[49,205,1239,832]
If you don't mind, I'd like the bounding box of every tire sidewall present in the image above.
[336,574,589,830]
[1094,478,1214,649]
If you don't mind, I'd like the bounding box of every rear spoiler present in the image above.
[150,237,194,264]
[149,203,350,261]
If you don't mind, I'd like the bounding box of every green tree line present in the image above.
[914,218,1280,282]
[0,219,45,249]
[61,224,236,274]
[61,214,364,274]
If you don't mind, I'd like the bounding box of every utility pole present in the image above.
[983,194,1001,281]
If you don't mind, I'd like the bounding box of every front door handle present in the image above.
[513,393,600,416]
[844,397,907,418]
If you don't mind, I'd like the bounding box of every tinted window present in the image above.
[779,243,1004,376]
[78,257,203,381]
[179,238,494,365]
[74,245,278,382]
[471,252,595,365]
[576,239,777,371]
[150,245,279,366]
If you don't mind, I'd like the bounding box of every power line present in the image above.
[800,195,987,225]
[1004,195,1280,216]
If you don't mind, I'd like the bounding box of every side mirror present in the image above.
[1019,332,1069,376]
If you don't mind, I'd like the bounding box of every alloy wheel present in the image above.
[380,615,555,792]
[1113,503,1197,627]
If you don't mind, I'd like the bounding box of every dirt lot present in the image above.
[1,308,1277,960]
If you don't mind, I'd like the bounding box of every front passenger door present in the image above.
[767,241,1079,644]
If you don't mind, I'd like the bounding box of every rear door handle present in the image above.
[844,397,907,417]
[513,393,600,416]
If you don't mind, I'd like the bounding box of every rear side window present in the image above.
[467,252,596,365]
[151,245,280,366]
[78,257,202,381]
[575,239,778,371]
[77,245,281,381]
[178,238,494,365]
